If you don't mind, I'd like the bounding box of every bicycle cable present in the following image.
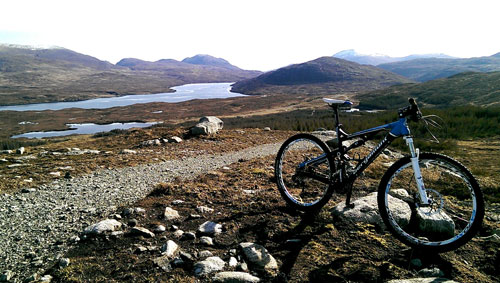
[420,114,444,143]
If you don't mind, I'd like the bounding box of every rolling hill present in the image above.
[231,56,413,96]
[116,55,261,82]
[357,71,500,109]
[0,44,261,106]
[333,49,455,66]
[377,53,500,82]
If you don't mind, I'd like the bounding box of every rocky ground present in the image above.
[0,127,498,282]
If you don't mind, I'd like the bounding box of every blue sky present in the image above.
[1,0,499,71]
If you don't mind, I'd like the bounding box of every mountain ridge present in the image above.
[0,45,261,106]
[333,49,455,66]
[232,56,413,96]
[377,53,500,82]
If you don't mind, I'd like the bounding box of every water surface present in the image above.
[12,122,158,139]
[0,83,244,112]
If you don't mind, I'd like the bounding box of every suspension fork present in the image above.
[404,136,429,205]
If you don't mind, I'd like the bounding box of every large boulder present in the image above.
[416,208,455,240]
[83,219,122,235]
[190,116,224,135]
[332,192,411,229]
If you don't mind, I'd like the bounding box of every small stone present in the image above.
[58,258,70,268]
[198,221,222,236]
[417,267,445,278]
[189,214,202,219]
[200,236,214,246]
[153,256,172,272]
[154,225,166,233]
[173,230,184,238]
[160,240,179,258]
[49,172,61,177]
[193,256,226,277]
[164,207,181,221]
[171,225,179,231]
[135,207,146,216]
[17,147,25,154]
[134,246,147,254]
[199,250,214,258]
[239,242,278,273]
[229,257,238,267]
[39,275,53,283]
[263,127,271,131]
[172,200,185,205]
[237,262,249,272]
[120,149,137,154]
[213,271,261,283]
[169,136,183,143]
[182,231,196,240]
[129,227,155,238]
[197,206,214,214]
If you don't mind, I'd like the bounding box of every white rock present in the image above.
[199,116,224,129]
[49,172,61,177]
[239,242,278,272]
[198,221,222,235]
[120,149,137,154]
[153,225,166,233]
[164,207,181,221]
[263,127,271,131]
[39,275,53,283]
[160,240,179,258]
[83,219,122,235]
[200,236,214,246]
[228,257,238,267]
[332,192,411,229]
[130,227,155,238]
[17,147,25,154]
[416,208,455,239]
[197,206,214,214]
[169,136,183,143]
[191,116,224,135]
[193,256,226,277]
[213,271,261,283]
[173,230,184,238]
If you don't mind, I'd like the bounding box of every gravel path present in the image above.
[0,142,282,281]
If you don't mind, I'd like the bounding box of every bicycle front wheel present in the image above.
[275,134,335,211]
[378,152,484,252]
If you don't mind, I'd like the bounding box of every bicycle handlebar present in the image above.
[398,98,422,122]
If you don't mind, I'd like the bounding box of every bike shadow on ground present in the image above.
[270,207,329,282]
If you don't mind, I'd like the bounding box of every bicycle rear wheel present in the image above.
[378,152,484,252]
[275,134,335,211]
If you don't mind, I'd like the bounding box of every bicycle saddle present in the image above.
[323,98,353,107]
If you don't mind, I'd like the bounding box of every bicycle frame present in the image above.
[302,107,430,206]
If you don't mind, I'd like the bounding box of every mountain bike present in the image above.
[274,98,484,252]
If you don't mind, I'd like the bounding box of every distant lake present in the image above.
[12,122,158,139]
[0,82,245,112]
